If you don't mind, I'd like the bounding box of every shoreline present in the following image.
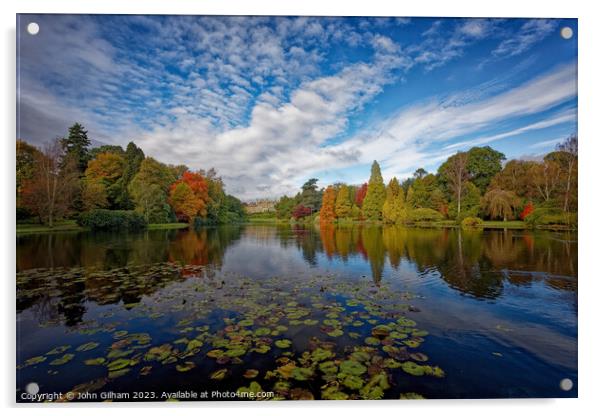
[16,219,576,235]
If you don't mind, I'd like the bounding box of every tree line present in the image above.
[16,123,246,227]
[273,135,577,227]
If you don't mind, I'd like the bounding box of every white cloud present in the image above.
[493,19,557,58]
[333,63,576,182]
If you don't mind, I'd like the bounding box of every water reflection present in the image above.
[17,224,577,324]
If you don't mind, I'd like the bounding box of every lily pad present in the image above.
[207,349,225,358]
[252,344,270,354]
[225,347,246,357]
[46,345,71,355]
[76,342,100,352]
[339,360,367,376]
[84,357,106,366]
[186,339,203,352]
[107,358,133,371]
[371,325,391,337]
[275,339,292,348]
[243,369,259,379]
[24,356,47,366]
[176,361,196,372]
[291,366,314,381]
[49,354,74,366]
[290,388,314,400]
[321,385,348,400]
[341,374,364,390]
[364,337,380,346]
[401,361,425,376]
[326,328,343,337]
[311,348,334,362]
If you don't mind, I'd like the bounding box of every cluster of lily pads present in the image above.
[18,262,444,400]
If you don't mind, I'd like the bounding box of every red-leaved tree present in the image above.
[292,204,312,219]
[355,183,368,207]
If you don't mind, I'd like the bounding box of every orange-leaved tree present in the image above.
[168,170,210,221]
[319,185,337,224]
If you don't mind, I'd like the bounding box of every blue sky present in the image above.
[17,15,577,200]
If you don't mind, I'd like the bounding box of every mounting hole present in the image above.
[25,382,39,395]
[560,378,573,391]
[27,22,40,35]
[560,27,573,40]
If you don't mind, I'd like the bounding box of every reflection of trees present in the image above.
[17,227,244,325]
[315,225,576,299]
[361,226,385,286]
[17,224,577,325]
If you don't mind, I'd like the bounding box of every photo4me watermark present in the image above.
[20,388,275,402]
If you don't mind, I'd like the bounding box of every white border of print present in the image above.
[1,1,599,416]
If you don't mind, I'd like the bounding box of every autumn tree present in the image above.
[382,177,406,224]
[355,183,368,207]
[405,185,415,209]
[335,185,353,219]
[481,189,521,221]
[292,204,311,219]
[440,151,469,219]
[169,182,203,222]
[530,158,561,205]
[20,139,79,227]
[16,140,41,210]
[489,159,538,199]
[129,158,176,222]
[168,171,210,222]
[362,161,386,220]
[82,179,108,210]
[555,134,578,212]
[319,186,337,224]
[84,152,127,209]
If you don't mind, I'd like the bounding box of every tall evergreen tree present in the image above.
[123,142,145,184]
[300,178,322,211]
[362,160,386,220]
[61,123,91,173]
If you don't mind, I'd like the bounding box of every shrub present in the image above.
[461,216,484,228]
[519,201,535,220]
[407,208,444,223]
[292,204,312,219]
[77,209,147,231]
[524,208,576,228]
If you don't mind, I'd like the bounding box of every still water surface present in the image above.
[16,224,577,400]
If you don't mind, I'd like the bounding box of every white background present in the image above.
[1,0,600,414]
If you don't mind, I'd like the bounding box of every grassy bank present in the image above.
[147,223,189,230]
[17,220,189,234]
[16,220,83,234]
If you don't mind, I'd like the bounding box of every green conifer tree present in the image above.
[362,160,386,220]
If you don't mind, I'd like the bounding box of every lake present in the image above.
[16,224,578,401]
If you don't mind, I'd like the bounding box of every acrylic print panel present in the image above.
[16,14,578,402]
